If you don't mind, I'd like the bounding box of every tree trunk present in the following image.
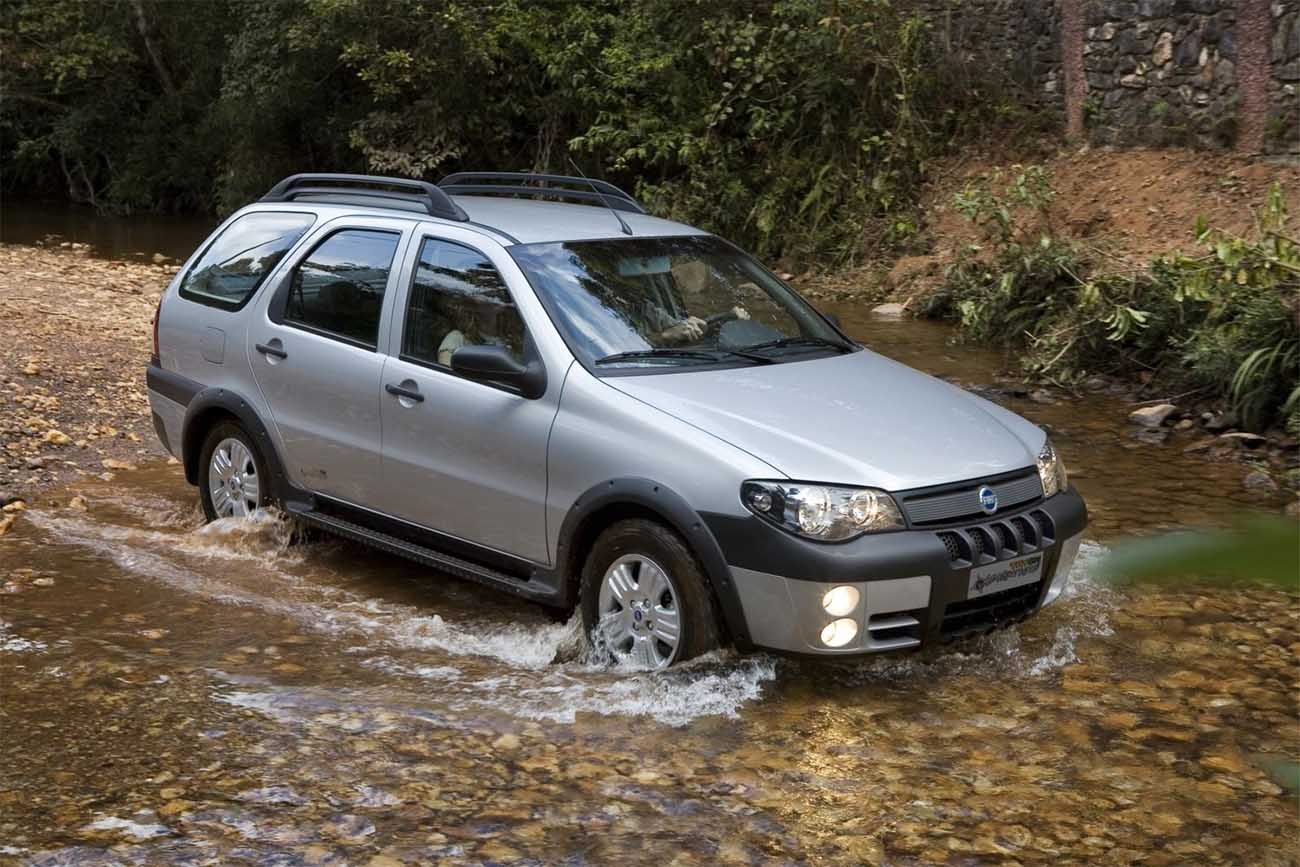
[130,0,178,102]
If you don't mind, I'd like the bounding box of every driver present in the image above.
[640,261,750,346]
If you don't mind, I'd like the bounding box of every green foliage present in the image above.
[927,170,1300,430]
[2,0,1022,262]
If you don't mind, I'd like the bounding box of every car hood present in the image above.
[606,348,1045,491]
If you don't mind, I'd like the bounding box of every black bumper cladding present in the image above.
[702,486,1089,655]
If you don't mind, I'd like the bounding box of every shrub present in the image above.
[927,169,1299,431]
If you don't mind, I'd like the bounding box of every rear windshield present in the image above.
[180,211,315,310]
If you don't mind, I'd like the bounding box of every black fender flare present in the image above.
[181,388,292,503]
[555,477,754,651]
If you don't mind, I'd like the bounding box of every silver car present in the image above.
[146,172,1088,669]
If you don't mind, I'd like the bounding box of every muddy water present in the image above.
[0,202,216,262]
[3,318,1298,866]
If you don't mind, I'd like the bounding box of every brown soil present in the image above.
[804,143,1300,302]
[0,244,175,506]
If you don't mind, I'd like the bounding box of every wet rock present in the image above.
[1082,375,1109,391]
[1129,403,1177,427]
[1243,470,1279,493]
[870,302,908,318]
[1173,419,1195,432]
[1201,410,1238,431]
[1132,428,1169,445]
[1183,436,1218,454]
[1028,388,1057,405]
[323,814,375,843]
[1219,431,1266,448]
[0,490,22,507]
[43,430,71,446]
[2,499,26,513]
[68,495,88,511]
[237,785,307,806]
[492,733,521,750]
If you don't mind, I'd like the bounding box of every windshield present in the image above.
[508,235,853,369]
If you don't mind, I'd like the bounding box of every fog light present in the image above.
[820,617,858,648]
[821,585,860,617]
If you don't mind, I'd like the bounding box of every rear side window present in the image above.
[285,229,401,349]
[402,238,526,367]
[179,212,315,310]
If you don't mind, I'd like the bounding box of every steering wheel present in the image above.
[703,309,741,337]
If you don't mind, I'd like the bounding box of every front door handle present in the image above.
[255,341,288,360]
[385,383,424,403]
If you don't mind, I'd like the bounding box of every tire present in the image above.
[580,518,720,669]
[198,421,269,522]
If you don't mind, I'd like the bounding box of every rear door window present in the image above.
[284,229,401,349]
[179,212,315,310]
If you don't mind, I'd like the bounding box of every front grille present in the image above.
[941,580,1043,640]
[901,469,1043,526]
[934,508,1055,567]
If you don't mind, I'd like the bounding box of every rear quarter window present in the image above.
[179,212,315,310]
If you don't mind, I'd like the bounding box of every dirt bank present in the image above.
[0,244,174,504]
[806,144,1300,301]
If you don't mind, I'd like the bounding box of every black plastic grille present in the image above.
[937,531,966,562]
[933,508,1055,567]
[941,580,1043,640]
[1011,515,1038,547]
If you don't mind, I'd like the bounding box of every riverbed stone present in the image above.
[870,302,908,318]
[1219,431,1266,448]
[1242,470,1279,493]
[1129,403,1178,427]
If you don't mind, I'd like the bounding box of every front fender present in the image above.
[555,477,754,650]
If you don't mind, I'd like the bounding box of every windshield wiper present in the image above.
[742,336,853,355]
[595,348,726,366]
[595,347,776,367]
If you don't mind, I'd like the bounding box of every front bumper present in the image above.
[703,486,1088,657]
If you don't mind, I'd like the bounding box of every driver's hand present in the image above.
[731,306,751,321]
[660,316,707,344]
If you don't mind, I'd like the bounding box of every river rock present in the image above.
[1219,432,1266,448]
[1243,470,1279,493]
[1173,419,1195,432]
[1132,428,1169,445]
[1129,404,1177,427]
[1201,410,1237,431]
[870,302,908,318]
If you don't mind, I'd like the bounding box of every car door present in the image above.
[377,230,557,565]
[249,218,409,506]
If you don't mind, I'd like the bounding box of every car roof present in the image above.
[244,195,706,247]
[449,195,705,245]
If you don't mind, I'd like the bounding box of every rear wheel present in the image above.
[580,519,720,669]
[198,422,268,521]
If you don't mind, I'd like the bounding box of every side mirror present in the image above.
[450,344,546,399]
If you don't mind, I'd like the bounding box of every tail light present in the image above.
[151,296,162,365]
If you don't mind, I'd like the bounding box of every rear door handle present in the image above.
[385,383,424,403]
[255,342,288,359]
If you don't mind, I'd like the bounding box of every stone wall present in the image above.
[918,0,1065,114]
[1270,2,1300,153]
[912,0,1299,154]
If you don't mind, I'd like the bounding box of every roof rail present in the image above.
[261,173,468,221]
[438,172,646,215]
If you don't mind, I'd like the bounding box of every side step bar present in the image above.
[285,505,563,605]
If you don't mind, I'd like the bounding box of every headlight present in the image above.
[1037,438,1068,498]
[741,481,905,541]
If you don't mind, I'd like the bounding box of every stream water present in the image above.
[1,248,1297,865]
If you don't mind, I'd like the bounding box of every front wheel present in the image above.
[198,422,268,521]
[580,519,720,669]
